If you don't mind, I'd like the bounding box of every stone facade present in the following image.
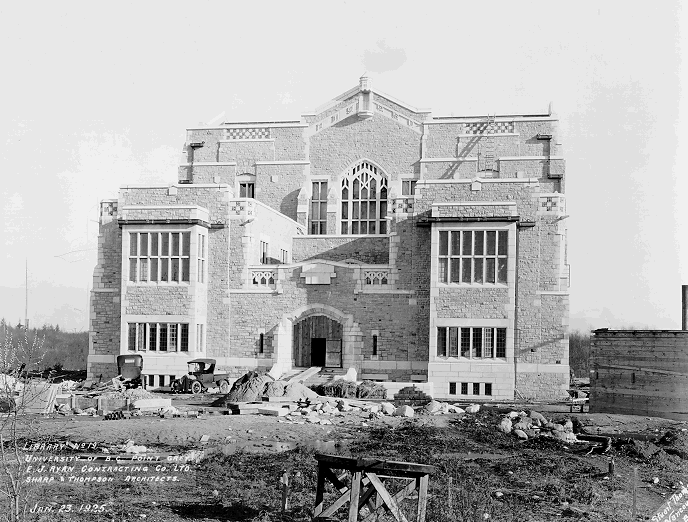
[88,77,570,399]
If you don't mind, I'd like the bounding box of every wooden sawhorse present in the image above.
[313,453,436,522]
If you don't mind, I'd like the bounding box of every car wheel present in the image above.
[191,380,203,395]
[219,380,230,394]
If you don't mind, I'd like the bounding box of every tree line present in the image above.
[0,319,88,372]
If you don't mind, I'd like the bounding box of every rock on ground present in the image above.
[514,429,528,440]
[394,405,414,417]
[425,400,442,414]
[465,404,480,414]
[529,411,547,425]
[380,402,395,415]
[499,418,513,434]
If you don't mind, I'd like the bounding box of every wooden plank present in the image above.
[314,454,436,476]
[314,462,327,517]
[349,471,362,522]
[367,472,409,522]
[362,477,417,522]
[324,466,349,493]
[416,475,429,522]
[320,488,352,518]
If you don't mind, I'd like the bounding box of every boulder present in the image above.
[380,402,395,415]
[498,418,513,434]
[425,400,442,414]
[508,411,520,419]
[452,404,466,414]
[514,429,528,440]
[529,411,547,425]
[513,420,532,431]
[394,405,414,417]
[563,420,574,433]
[465,404,480,414]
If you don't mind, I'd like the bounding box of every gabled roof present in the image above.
[302,75,432,118]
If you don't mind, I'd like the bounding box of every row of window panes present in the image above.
[127,323,189,352]
[129,232,191,283]
[438,230,508,284]
[437,327,506,358]
[146,375,178,387]
[448,382,492,396]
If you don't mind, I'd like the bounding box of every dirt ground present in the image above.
[2,392,687,521]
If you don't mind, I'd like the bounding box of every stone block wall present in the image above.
[292,236,390,264]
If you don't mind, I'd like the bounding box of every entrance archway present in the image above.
[272,304,363,372]
[293,315,343,368]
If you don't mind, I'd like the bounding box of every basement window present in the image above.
[473,383,480,395]
[449,382,457,395]
[461,383,468,395]
[485,383,492,396]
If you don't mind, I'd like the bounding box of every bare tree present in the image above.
[0,326,47,522]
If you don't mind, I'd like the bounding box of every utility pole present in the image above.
[25,259,29,330]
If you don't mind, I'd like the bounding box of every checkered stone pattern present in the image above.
[464,121,514,134]
[540,195,565,213]
[225,128,271,140]
[392,198,414,214]
[230,200,256,217]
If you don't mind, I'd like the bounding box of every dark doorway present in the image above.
[294,315,343,367]
[311,338,326,366]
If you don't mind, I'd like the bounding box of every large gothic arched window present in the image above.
[340,161,388,235]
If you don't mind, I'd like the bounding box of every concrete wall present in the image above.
[590,330,688,421]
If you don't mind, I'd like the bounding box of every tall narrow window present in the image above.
[197,233,206,283]
[180,324,189,352]
[341,161,388,235]
[372,335,378,356]
[310,181,328,235]
[259,333,264,354]
[260,241,269,264]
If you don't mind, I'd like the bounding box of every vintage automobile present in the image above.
[171,358,231,394]
[116,354,146,389]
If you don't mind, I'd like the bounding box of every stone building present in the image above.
[88,77,570,400]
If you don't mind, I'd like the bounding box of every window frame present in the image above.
[128,231,192,285]
[340,161,389,235]
[127,322,190,352]
[309,180,328,235]
[436,327,507,360]
[437,229,509,285]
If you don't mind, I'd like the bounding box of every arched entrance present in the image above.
[272,304,363,372]
[293,315,343,368]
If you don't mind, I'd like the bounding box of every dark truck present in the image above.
[171,358,231,394]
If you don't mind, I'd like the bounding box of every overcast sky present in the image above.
[0,1,685,332]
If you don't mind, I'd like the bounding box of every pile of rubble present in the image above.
[496,410,578,442]
[272,398,485,424]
